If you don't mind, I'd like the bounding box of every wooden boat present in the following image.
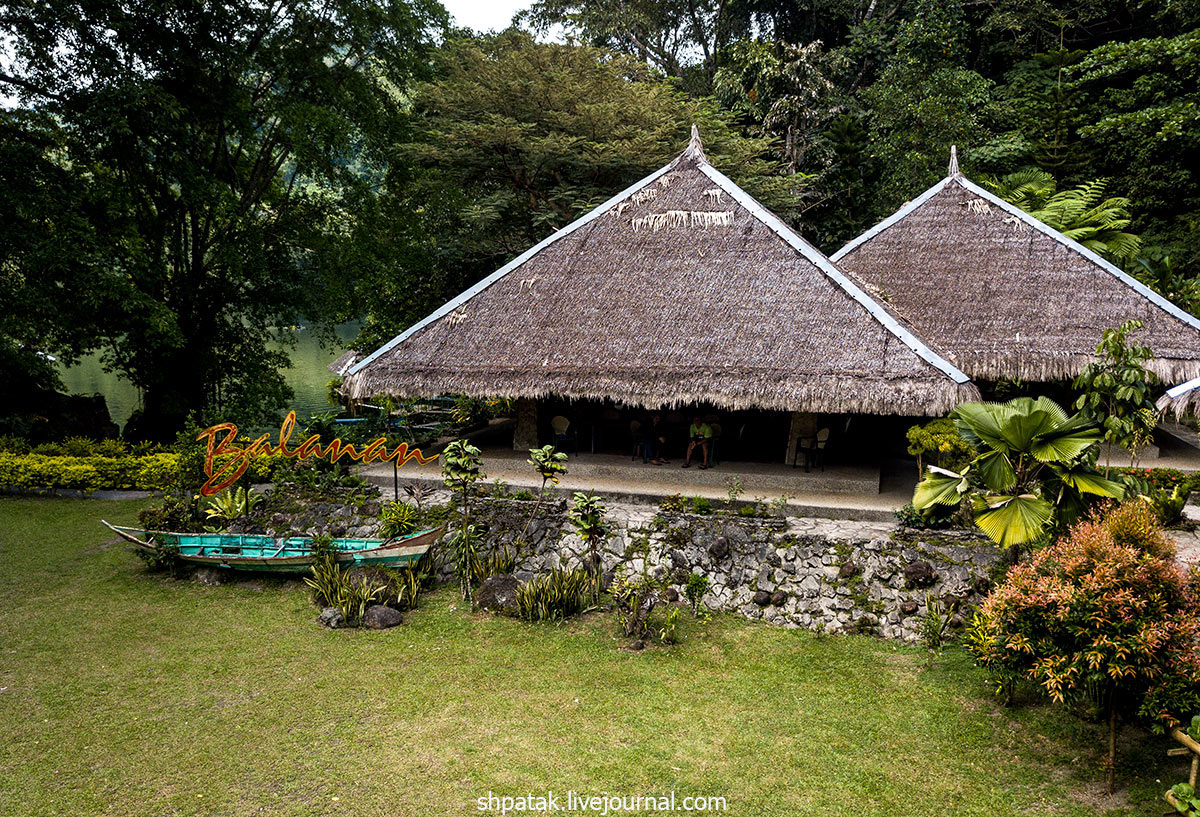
[101,520,443,573]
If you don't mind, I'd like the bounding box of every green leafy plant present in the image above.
[965,502,1200,793]
[610,571,666,640]
[658,606,682,644]
[1170,783,1200,815]
[723,475,745,503]
[658,493,686,514]
[134,535,183,576]
[913,397,1123,558]
[688,496,713,515]
[568,491,610,599]
[1073,320,1159,472]
[303,535,345,607]
[515,568,592,622]
[380,501,419,539]
[441,440,484,603]
[905,418,973,476]
[518,444,568,549]
[918,593,959,651]
[202,486,263,525]
[986,170,1142,264]
[684,573,710,616]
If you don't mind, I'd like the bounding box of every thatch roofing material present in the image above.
[328,349,362,377]
[345,129,979,416]
[1157,377,1200,417]
[833,166,1200,383]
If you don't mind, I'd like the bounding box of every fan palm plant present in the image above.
[913,397,1123,557]
[985,169,1141,264]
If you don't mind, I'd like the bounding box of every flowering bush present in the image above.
[966,501,1200,791]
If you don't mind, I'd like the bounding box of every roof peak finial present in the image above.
[948,145,960,177]
[682,124,706,163]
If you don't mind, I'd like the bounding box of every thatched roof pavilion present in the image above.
[343,128,978,417]
[833,150,1200,383]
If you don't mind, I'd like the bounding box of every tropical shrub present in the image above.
[610,571,667,640]
[913,397,1123,556]
[379,501,419,539]
[905,418,973,475]
[138,493,207,532]
[518,444,568,548]
[0,452,184,493]
[965,502,1200,792]
[202,486,263,524]
[515,568,592,622]
[442,440,485,603]
[568,491,610,598]
[1073,320,1159,471]
[684,573,710,616]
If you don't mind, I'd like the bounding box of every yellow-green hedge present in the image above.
[0,452,182,493]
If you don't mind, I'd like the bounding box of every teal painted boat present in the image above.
[102,520,443,573]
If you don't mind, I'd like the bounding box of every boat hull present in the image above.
[102,521,443,574]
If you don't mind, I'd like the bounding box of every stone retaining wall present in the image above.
[464,497,1002,642]
[243,490,1003,642]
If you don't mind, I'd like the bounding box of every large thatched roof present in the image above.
[343,128,978,416]
[832,151,1200,383]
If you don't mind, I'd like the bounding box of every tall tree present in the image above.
[1,0,445,440]
[354,31,801,350]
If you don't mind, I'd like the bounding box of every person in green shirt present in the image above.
[681,416,713,469]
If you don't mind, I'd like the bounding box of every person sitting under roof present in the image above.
[646,412,669,465]
[681,416,713,470]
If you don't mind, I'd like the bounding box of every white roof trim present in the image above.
[830,178,950,262]
[833,172,1200,335]
[348,162,676,376]
[697,163,972,385]
[1167,376,1200,399]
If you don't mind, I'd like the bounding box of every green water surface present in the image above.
[57,323,360,432]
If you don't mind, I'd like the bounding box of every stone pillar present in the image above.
[785,412,817,465]
[513,398,539,451]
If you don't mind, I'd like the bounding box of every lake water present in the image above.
[58,323,361,433]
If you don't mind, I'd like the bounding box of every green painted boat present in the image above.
[102,520,443,573]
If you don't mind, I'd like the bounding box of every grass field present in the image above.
[0,496,1184,816]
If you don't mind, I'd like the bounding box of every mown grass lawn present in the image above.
[0,496,1185,816]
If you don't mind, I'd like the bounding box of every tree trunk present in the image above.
[1106,707,1118,795]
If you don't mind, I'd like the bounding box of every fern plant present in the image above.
[985,169,1141,264]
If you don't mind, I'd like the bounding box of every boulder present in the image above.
[838,561,862,579]
[363,605,404,629]
[477,574,521,615]
[319,606,345,628]
[708,536,731,560]
[665,587,680,603]
[770,590,787,606]
[192,567,225,586]
[752,590,772,606]
[899,600,919,616]
[903,560,937,588]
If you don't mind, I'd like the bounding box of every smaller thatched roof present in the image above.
[833,148,1200,383]
[344,128,978,416]
[1157,377,1200,417]
[328,349,362,377]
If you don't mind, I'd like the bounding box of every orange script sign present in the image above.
[197,411,437,495]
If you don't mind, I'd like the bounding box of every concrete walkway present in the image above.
[361,449,916,521]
